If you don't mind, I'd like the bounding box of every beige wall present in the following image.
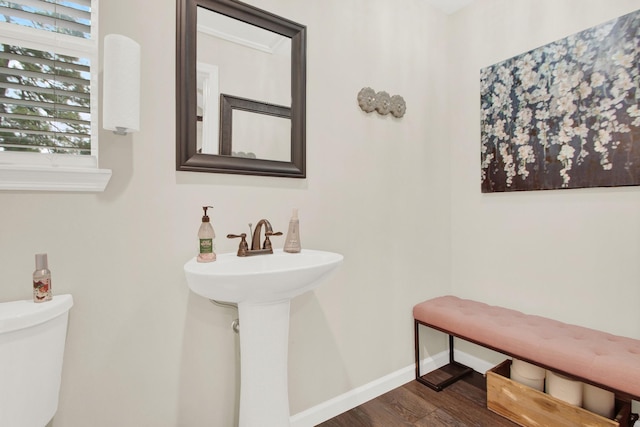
[447,0,640,409]
[0,0,450,426]
[0,0,638,425]
[449,0,640,333]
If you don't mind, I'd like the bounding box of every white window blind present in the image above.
[0,0,93,155]
[0,0,111,192]
[0,44,92,154]
[0,0,92,39]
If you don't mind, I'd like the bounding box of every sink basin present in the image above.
[184,248,343,303]
[184,248,343,427]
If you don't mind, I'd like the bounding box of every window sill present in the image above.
[0,165,112,192]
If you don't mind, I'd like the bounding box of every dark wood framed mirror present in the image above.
[176,0,306,177]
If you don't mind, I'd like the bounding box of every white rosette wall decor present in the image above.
[390,94,406,118]
[358,87,406,118]
[357,87,377,113]
[375,91,391,115]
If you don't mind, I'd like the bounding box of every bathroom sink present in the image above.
[184,248,343,303]
[184,248,343,426]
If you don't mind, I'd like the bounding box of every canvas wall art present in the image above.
[480,10,640,192]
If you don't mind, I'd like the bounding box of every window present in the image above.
[0,0,111,191]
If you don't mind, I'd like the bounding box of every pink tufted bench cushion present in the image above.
[413,295,640,400]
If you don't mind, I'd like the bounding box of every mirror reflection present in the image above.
[196,6,291,157]
[219,94,291,161]
[232,111,290,161]
[196,62,219,154]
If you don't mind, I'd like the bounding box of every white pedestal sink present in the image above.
[184,249,343,427]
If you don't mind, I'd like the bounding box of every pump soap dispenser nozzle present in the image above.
[197,205,216,263]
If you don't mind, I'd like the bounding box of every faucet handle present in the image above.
[227,233,249,257]
[263,231,283,250]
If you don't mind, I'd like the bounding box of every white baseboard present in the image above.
[288,363,416,427]
[452,349,499,374]
[290,350,492,427]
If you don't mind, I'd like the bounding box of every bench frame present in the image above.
[414,320,474,391]
[414,318,639,426]
[415,316,632,397]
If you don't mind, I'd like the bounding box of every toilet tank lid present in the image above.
[0,294,73,334]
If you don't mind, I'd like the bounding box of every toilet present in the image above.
[0,294,73,427]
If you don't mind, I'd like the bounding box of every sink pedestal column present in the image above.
[237,299,291,427]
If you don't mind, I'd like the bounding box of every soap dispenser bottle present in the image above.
[283,208,301,253]
[197,206,216,263]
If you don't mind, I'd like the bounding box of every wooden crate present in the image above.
[486,360,631,427]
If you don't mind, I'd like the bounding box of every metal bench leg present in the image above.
[415,320,474,391]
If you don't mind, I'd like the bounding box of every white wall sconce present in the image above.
[103,34,141,135]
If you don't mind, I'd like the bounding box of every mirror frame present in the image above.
[176,0,306,178]
[219,94,291,157]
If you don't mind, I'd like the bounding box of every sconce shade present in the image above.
[103,34,141,135]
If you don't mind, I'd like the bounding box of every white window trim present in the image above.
[0,0,112,192]
[0,152,111,192]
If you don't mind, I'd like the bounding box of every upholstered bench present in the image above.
[413,295,640,405]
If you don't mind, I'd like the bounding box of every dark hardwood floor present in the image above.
[317,371,518,427]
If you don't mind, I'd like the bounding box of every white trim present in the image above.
[453,349,502,375]
[197,62,219,155]
[289,350,501,427]
[196,8,287,55]
[289,366,415,427]
[197,24,284,54]
[0,164,111,192]
[0,152,96,167]
[90,0,100,158]
[0,152,111,192]
[290,351,451,427]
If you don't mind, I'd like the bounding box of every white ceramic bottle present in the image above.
[33,253,52,302]
[197,206,216,262]
[283,208,301,253]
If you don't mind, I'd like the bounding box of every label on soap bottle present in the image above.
[199,238,213,254]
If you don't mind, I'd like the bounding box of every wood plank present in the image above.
[319,372,519,427]
[486,361,622,427]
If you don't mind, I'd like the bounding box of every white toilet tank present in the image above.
[0,294,73,427]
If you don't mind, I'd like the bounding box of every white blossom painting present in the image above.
[480,9,640,192]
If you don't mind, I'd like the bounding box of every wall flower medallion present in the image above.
[357,87,377,113]
[390,95,406,118]
[375,91,392,115]
[358,87,406,118]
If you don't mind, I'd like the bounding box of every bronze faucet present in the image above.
[227,219,282,257]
